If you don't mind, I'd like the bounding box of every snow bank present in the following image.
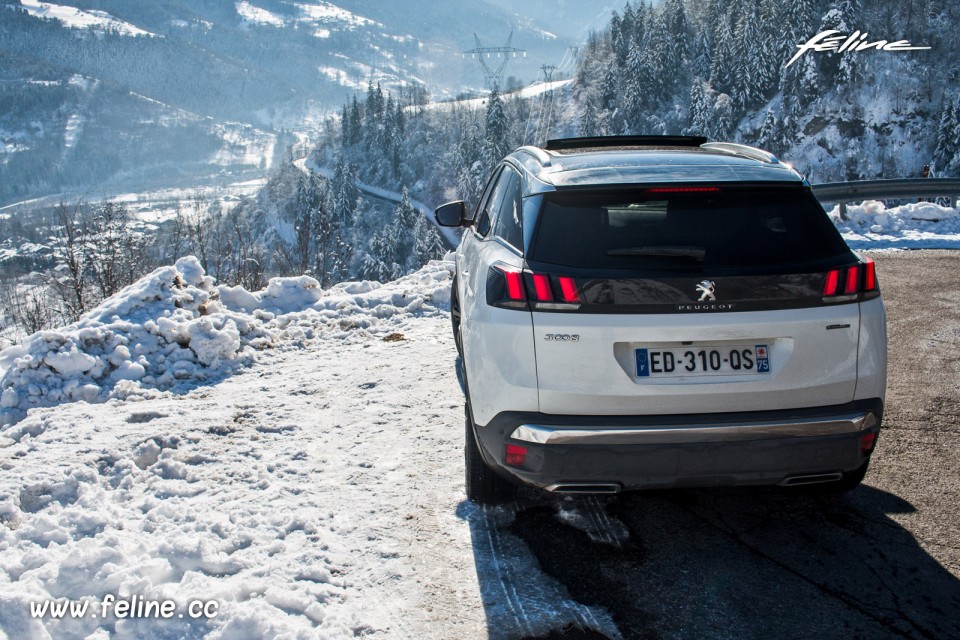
[828,200,960,249]
[0,256,454,426]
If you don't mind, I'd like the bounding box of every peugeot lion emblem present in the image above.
[696,280,716,302]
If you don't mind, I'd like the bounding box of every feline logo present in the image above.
[786,30,930,68]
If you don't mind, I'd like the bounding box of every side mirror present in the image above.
[434,201,468,227]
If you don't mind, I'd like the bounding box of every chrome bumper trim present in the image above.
[510,412,877,445]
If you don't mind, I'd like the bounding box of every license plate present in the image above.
[636,345,770,378]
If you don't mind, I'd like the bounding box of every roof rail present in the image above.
[516,145,553,167]
[545,135,708,150]
[700,142,780,164]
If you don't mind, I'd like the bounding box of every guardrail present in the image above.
[811,178,960,219]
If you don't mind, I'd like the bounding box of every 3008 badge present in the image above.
[544,334,580,342]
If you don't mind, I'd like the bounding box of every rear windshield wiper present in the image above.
[606,246,706,261]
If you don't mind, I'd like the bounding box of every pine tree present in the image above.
[936,96,960,175]
[662,0,690,62]
[757,108,779,153]
[375,187,420,274]
[484,86,509,167]
[649,12,673,101]
[686,80,711,136]
[713,92,734,140]
[412,215,445,268]
[710,17,736,96]
[691,28,712,80]
[361,228,398,282]
[348,97,362,146]
[340,104,350,149]
[624,39,646,131]
[579,98,598,136]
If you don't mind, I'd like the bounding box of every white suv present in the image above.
[435,136,887,504]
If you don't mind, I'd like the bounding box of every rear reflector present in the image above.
[505,444,527,467]
[860,432,877,453]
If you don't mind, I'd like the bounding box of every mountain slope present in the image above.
[0,0,577,204]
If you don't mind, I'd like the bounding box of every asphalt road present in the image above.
[482,250,960,640]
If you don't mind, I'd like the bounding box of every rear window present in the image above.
[529,187,853,272]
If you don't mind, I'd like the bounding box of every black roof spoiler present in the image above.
[545,135,708,150]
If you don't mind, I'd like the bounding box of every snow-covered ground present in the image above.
[18,0,156,37]
[421,80,574,112]
[0,257,618,639]
[827,200,960,250]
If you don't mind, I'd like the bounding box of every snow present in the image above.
[828,200,960,249]
[295,2,379,28]
[19,0,155,37]
[235,1,285,27]
[0,256,619,639]
[0,256,456,425]
[422,79,575,112]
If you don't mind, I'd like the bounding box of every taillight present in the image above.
[532,274,552,302]
[504,270,524,301]
[558,276,581,303]
[823,270,840,297]
[486,266,582,310]
[863,257,877,291]
[486,265,527,309]
[844,265,860,295]
[823,259,880,303]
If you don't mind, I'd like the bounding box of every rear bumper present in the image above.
[474,400,882,491]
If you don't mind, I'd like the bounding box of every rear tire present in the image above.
[464,404,516,504]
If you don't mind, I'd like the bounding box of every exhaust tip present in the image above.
[545,483,621,494]
[779,472,843,487]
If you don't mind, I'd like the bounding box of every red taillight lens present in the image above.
[532,274,553,301]
[504,269,524,301]
[558,276,580,303]
[823,270,841,296]
[864,258,877,291]
[844,265,860,295]
[505,444,527,467]
[860,432,877,454]
[487,265,528,309]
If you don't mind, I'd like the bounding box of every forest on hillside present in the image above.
[310,0,960,220]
